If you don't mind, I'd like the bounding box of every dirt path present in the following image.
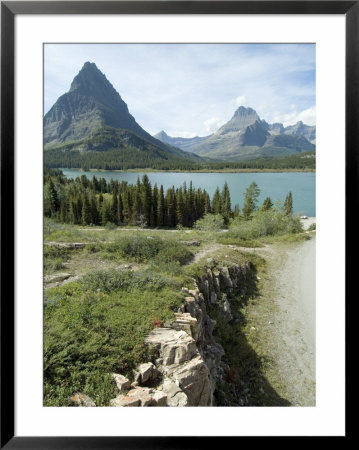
[257,237,316,406]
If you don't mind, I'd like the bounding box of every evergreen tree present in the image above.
[261,196,273,211]
[141,174,152,226]
[283,191,293,215]
[151,184,159,227]
[118,193,124,224]
[243,182,260,219]
[165,187,176,227]
[90,190,100,225]
[204,192,211,215]
[176,188,185,226]
[157,185,165,227]
[101,200,112,226]
[221,182,231,225]
[111,189,118,224]
[212,187,222,215]
[47,178,60,215]
[81,192,91,225]
[233,204,240,218]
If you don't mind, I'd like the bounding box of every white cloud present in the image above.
[272,106,316,127]
[233,95,248,107]
[204,117,226,134]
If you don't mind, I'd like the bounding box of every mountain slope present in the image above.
[179,106,315,160]
[44,62,199,163]
[153,131,212,152]
[284,121,316,144]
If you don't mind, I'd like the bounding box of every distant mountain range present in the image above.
[154,106,315,161]
[44,62,315,169]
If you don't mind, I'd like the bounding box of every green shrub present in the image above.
[80,270,134,293]
[227,210,303,240]
[308,223,316,231]
[44,246,71,273]
[44,272,183,406]
[194,214,225,231]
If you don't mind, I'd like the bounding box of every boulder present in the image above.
[112,373,131,392]
[134,362,160,385]
[110,395,141,407]
[171,312,198,337]
[162,354,212,406]
[44,273,71,283]
[145,328,197,365]
[151,390,167,406]
[159,379,188,407]
[110,387,168,407]
[69,393,96,407]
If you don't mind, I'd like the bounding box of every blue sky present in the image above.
[44,43,315,137]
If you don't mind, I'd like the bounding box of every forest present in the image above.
[44,149,316,172]
[44,169,294,229]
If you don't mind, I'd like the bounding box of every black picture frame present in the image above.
[1,1,353,447]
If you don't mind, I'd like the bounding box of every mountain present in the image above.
[174,106,315,161]
[153,131,212,152]
[217,106,260,134]
[44,62,200,167]
[283,121,316,144]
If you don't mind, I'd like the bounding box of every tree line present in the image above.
[44,169,293,228]
[44,169,232,228]
[44,148,315,172]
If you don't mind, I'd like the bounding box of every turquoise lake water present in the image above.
[62,170,316,217]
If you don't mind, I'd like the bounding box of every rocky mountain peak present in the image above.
[68,62,125,108]
[156,130,169,139]
[217,106,260,135]
[233,106,258,118]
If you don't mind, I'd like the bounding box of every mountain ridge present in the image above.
[154,106,315,160]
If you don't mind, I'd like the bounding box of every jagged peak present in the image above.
[233,106,258,117]
[156,130,168,137]
[69,61,115,95]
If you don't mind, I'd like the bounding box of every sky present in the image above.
[44,43,315,138]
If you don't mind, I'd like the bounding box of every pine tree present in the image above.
[110,189,118,224]
[233,204,240,218]
[283,191,293,215]
[90,190,100,225]
[81,192,91,225]
[47,179,60,215]
[221,182,231,225]
[204,192,211,215]
[176,187,185,226]
[141,174,152,226]
[261,196,273,211]
[212,187,222,215]
[157,185,165,227]
[151,184,158,227]
[118,193,124,224]
[243,182,260,220]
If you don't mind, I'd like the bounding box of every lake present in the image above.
[61,170,316,217]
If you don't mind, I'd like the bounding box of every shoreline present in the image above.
[58,167,316,174]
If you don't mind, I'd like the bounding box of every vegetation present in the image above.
[44,149,316,172]
[44,168,235,228]
[43,170,311,406]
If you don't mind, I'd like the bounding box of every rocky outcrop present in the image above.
[109,261,256,407]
